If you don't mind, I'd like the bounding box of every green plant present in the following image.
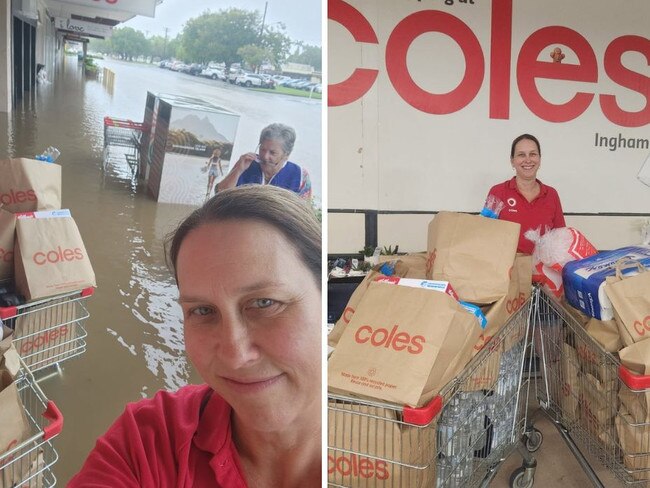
[359,245,375,257]
[381,245,399,255]
[352,261,372,272]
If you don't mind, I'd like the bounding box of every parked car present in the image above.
[228,69,246,84]
[272,75,292,85]
[259,74,276,88]
[236,73,268,88]
[201,67,226,81]
[170,61,187,72]
[188,63,204,76]
[159,59,172,68]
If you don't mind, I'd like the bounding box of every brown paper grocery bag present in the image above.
[328,282,481,407]
[0,369,30,459]
[578,372,616,443]
[379,252,428,279]
[328,399,436,488]
[616,406,650,481]
[558,343,581,424]
[619,340,650,376]
[585,318,621,353]
[0,209,15,281]
[426,212,520,304]
[14,300,79,370]
[329,263,409,348]
[604,260,650,346]
[479,254,532,346]
[0,158,61,213]
[14,215,96,301]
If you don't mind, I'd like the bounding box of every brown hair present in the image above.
[510,133,541,158]
[166,185,321,287]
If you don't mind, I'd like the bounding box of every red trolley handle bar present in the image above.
[0,305,17,320]
[0,286,94,319]
[619,365,650,390]
[43,401,64,440]
[403,395,443,426]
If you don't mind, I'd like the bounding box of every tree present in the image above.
[110,27,149,61]
[237,44,272,72]
[179,9,260,66]
[288,44,322,71]
[260,26,292,70]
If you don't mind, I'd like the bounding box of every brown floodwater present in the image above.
[0,54,321,483]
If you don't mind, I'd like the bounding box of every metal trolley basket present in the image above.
[0,288,93,373]
[328,295,538,487]
[534,287,650,486]
[103,116,147,176]
[0,358,63,487]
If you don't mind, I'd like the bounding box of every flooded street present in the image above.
[0,55,321,483]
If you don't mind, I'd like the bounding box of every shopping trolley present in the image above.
[534,286,650,486]
[0,287,93,373]
[103,116,148,177]
[328,295,538,487]
[0,358,63,487]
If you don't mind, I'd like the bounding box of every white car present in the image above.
[201,67,226,81]
[236,73,272,88]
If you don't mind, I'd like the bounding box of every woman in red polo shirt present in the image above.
[486,134,565,254]
[69,186,321,487]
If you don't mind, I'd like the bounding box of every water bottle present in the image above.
[480,194,504,219]
[437,396,472,487]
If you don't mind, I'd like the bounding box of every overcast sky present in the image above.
[124,0,321,46]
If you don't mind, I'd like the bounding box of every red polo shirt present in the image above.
[487,177,565,254]
[68,385,249,488]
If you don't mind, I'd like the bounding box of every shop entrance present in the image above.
[12,15,36,106]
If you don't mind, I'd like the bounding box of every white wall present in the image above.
[328,0,650,253]
[328,213,649,254]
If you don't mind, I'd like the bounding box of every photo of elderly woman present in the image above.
[68,185,322,486]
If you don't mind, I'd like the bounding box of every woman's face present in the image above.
[511,138,541,180]
[177,220,321,433]
[257,138,289,174]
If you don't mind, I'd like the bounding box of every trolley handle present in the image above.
[619,365,650,390]
[0,305,17,320]
[403,395,443,425]
[43,401,64,441]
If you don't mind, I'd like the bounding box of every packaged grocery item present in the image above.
[526,227,597,297]
[563,246,650,320]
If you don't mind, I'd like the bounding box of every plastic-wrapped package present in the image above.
[480,194,505,219]
[525,227,598,297]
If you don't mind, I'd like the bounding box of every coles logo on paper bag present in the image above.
[354,324,425,354]
[632,315,650,338]
[0,248,12,262]
[32,247,85,266]
[328,453,390,481]
[19,324,70,354]
[0,189,36,206]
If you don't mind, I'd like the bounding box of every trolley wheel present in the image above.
[525,428,543,453]
[509,467,534,488]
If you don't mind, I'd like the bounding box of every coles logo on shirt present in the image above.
[507,197,517,212]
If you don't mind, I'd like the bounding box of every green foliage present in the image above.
[261,26,292,69]
[179,9,260,66]
[237,44,272,72]
[87,8,305,68]
[359,246,375,257]
[381,245,400,255]
[110,27,149,60]
[288,44,322,71]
